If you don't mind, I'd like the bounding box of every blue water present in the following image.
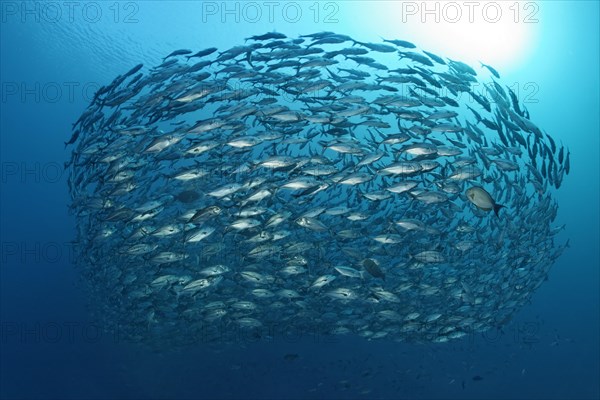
[1,1,598,399]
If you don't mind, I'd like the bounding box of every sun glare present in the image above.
[361,1,538,74]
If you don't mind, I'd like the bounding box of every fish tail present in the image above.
[493,203,505,217]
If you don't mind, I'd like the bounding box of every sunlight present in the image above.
[360,1,539,73]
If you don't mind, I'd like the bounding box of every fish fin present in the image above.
[493,203,505,217]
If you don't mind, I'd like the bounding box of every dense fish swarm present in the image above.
[67,32,570,346]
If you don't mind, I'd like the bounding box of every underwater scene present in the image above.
[1,1,598,399]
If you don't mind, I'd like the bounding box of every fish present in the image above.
[310,274,336,289]
[362,258,385,280]
[413,251,445,263]
[246,32,287,41]
[479,61,500,79]
[186,47,218,60]
[466,186,505,216]
[162,49,193,61]
[334,266,364,279]
[381,38,416,48]
[66,32,568,347]
[185,227,215,243]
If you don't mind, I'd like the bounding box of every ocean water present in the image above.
[0,1,598,399]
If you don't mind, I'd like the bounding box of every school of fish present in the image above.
[66,32,570,346]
